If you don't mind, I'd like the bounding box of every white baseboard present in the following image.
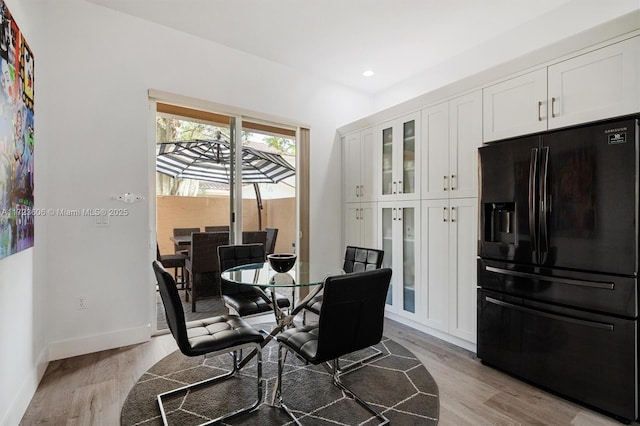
[48,324,151,361]
[385,312,477,353]
[1,346,48,426]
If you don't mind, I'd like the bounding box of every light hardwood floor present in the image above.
[20,318,630,425]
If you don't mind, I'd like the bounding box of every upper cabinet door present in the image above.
[483,68,548,142]
[359,128,376,202]
[421,101,449,199]
[343,131,361,203]
[343,127,376,203]
[422,90,482,199]
[378,113,421,201]
[548,36,640,130]
[449,91,482,198]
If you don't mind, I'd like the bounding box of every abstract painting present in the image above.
[0,0,34,260]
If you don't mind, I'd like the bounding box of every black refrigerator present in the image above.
[477,115,639,422]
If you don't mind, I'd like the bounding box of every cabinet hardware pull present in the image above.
[443,175,448,191]
[360,185,364,197]
[443,207,448,222]
[451,174,455,190]
[398,180,403,194]
[393,181,397,194]
[551,97,556,118]
[451,206,456,222]
[356,208,360,220]
[393,208,397,220]
[538,101,543,121]
[355,185,359,197]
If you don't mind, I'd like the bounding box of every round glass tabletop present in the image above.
[221,261,343,288]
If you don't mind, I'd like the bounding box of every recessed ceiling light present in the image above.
[362,70,374,77]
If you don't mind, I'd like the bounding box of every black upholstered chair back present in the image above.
[314,268,392,363]
[343,246,384,273]
[219,244,266,296]
[153,260,191,355]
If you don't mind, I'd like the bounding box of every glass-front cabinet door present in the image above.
[379,201,420,319]
[378,112,420,201]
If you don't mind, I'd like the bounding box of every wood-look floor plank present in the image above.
[19,320,632,425]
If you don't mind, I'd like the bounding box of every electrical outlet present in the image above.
[76,296,87,310]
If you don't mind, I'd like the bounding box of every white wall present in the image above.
[37,0,372,359]
[1,0,373,423]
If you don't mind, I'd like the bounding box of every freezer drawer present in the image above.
[478,259,637,318]
[478,289,638,421]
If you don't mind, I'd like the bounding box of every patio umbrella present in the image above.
[156,138,295,229]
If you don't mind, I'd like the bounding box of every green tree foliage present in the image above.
[264,136,295,155]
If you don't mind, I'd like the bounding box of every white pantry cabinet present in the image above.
[343,128,376,203]
[421,198,478,342]
[379,201,420,321]
[422,91,482,200]
[484,36,640,142]
[378,112,420,201]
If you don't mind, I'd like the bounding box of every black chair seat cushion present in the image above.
[277,324,320,363]
[223,289,290,316]
[183,315,264,356]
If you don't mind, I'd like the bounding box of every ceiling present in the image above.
[85,0,631,95]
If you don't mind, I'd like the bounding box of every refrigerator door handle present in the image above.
[529,148,539,261]
[485,296,614,331]
[485,265,615,290]
[540,146,550,263]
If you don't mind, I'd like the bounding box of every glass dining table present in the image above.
[221,261,343,368]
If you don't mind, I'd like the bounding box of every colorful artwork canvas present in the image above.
[0,0,34,259]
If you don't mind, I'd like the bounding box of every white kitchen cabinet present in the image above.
[483,68,548,142]
[379,201,420,320]
[344,202,377,249]
[378,112,420,201]
[484,36,640,142]
[547,36,640,129]
[343,128,376,203]
[422,91,482,200]
[421,198,477,343]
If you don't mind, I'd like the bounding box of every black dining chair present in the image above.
[301,246,385,370]
[272,268,393,425]
[218,244,290,317]
[185,232,229,312]
[152,260,264,425]
[304,245,384,318]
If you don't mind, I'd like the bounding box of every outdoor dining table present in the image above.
[221,260,343,369]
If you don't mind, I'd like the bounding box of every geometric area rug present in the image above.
[121,329,439,425]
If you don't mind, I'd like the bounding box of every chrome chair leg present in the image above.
[270,345,302,425]
[325,359,389,425]
[333,345,384,374]
[157,342,263,426]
